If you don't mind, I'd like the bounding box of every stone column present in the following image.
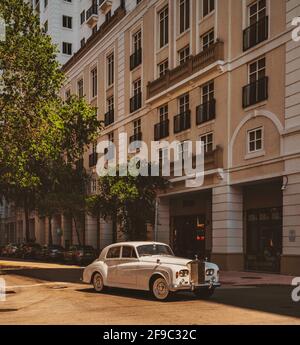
[282,168,300,275]
[61,214,72,248]
[85,214,98,248]
[51,215,62,245]
[100,218,113,250]
[211,185,244,271]
[282,1,300,275]
[157,197,170,245]
[36,217,46,245]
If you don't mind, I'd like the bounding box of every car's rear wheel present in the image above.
[194,287,215,299]
[151,277,170,301]
[92,272,105,293]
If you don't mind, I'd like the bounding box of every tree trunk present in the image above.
[96,214,100,252]
[112,215,117,243]
[48,216,53,245]
[73,216,82,246]
[82,213,86,246]
[24,205,30,242]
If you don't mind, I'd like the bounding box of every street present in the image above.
[0,260,299,325]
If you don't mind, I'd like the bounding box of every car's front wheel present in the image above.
[151,277,170,301]
[194,287,215,299]
[92,272,105,293]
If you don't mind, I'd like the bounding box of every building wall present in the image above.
[13,0,299,273]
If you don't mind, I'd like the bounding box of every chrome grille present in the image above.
[190,261,205,285]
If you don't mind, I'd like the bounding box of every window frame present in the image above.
[179,0,190,34]
[200,132,214,153]
[107,52,114,87]
[247,127,264,154]
[159,5,169,48]
[91,67,98,98]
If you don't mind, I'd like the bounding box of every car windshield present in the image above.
[136,244,174,257]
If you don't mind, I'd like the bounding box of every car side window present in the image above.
[106,246,121,259]
[122,246,137,258]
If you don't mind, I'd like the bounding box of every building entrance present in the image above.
[246,207,282,272]
[172,215,207,260]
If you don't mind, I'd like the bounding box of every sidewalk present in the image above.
[220,270,297,286]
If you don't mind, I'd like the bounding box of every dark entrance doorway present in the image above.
[246,207,282,272]
[172,215,207,259]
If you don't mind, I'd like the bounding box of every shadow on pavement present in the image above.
[2,267,83,284]
[2,265,300,319]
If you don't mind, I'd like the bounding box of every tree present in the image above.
[0,1,101,241]
[88,162,168,242]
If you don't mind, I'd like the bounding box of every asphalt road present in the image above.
[0,262,299,325]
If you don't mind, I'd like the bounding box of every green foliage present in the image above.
[87,162,169,241]
[0,1,101,241]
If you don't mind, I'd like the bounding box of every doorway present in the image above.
[245,207,282,272]
[172,215,207,259]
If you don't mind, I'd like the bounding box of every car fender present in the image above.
[84,261,107,284]
[149,267,173,289]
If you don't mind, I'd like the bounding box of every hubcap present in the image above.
[93,273,103,292]
[153,278,169,300]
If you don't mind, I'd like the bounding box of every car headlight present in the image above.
[176,270,189,278]
[206,268,215,276]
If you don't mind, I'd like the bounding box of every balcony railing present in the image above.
[196,99,216,125]
[130,92,142,113]
[154,119,169,140]
[130,48,142,71]
[174,110,191,134]
[243,16,268,51]
[89,152,98,167]
[129,132,142,143]
[147,41,224,99]
[242,76,268,108]
[86,4,98,27]
[104,109,114,126]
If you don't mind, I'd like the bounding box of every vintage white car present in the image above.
[82,241,220,301]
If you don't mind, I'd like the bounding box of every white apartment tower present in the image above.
[27,0,126,65]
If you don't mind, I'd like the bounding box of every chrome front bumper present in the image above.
[170,281,221,292]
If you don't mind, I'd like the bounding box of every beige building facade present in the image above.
[4,0,300,275]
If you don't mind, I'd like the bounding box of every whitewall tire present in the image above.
[151,277,170,301]
[92,272,105,293]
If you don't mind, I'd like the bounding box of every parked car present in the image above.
[38,244,65,262]
[1,243,19,257]
[21,243,42,259]
[82,241,220,301]
[64,245,96,265]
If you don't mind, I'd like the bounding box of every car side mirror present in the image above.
[156,258,161,264]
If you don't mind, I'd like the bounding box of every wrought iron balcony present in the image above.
[86,4,98,27]
[130,48,142,71]
[243,16,268,51]
[154,119,169,140]
[129,132,142,143]
[104,109,114,127]
[242,76,268,108]
[174,110,191,134]
[196,99,216,125]
[130,92,142,113]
